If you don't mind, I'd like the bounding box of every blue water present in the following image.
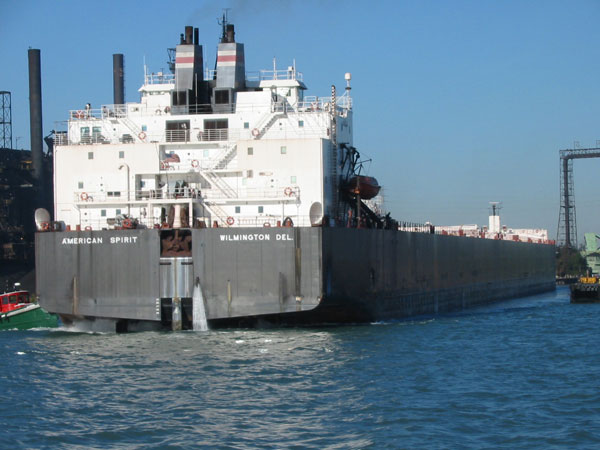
[2,286,599,449]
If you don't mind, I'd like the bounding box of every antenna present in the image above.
[489,201,502,216]
[218,9,231,42]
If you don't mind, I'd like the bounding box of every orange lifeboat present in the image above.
[346,176,381,200]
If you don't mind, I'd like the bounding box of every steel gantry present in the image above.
[558,147,600,248]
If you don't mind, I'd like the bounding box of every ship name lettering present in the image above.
[61,237,104,245]
[219,233,271,242]
[110,236,139,244]
[218,233,293,242]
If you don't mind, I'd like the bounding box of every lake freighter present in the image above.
[35,18,555,331]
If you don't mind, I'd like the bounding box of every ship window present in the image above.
[116,209,121,215]
[258,206,264,214]
[88,152,94,160]
[78,182,84,189]
[142,125,147,132]
[244,122,249,129]
[203,149,209,157]
[247,170,253,178]
[235,206,240,214]
[291,176,297,183]
[215,90,230,104]
[247,147,253,156]
[119,151,125,159]
[298,120,304,128]
[101,210,106,217]
[280,146,287,154]
[203,119,228,141]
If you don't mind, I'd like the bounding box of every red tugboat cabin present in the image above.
[0,291,31,313]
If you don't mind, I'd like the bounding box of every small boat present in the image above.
[570,276,600,303]
[345,175,381,200]
[0,286,59,330]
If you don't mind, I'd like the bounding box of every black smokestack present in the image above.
[113,54,124,105]
[226,24,235,43]
[185,26,193,44]
[194,27,199,46]
[28,48,43,183]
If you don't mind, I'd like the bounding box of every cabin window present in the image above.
[166,120,191,143]
[80,127,90,144]
[119,151,125,159]
[235,206,240,214]
[88,152,94,160]
[203,119,228,141]
[101,210,106,217]
[78,182,84,189]
[244,122,249,129]
[215,90,230,104]
[298,120,304,128]
[116,209,121,215]
[247,170,253,178]
[258,206,264,214]
[9,297,16,304]
[247,147,253,156]
[203,149,209,157]
[280,146,287,154]
[2,298,8,305]
[291,176,297,183]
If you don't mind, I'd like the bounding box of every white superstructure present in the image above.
[53,21,354,231]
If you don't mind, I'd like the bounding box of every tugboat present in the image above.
[570,276,600,303]
[0,284,58,330]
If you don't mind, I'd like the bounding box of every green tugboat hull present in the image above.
[0,304,59,330]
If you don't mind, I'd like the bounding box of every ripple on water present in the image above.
[2,287,600,448]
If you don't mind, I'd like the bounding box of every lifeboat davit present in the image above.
[346,175,381,200]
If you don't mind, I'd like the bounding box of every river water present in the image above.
[2,286,599,449]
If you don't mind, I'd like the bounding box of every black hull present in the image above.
[36,227,556,329]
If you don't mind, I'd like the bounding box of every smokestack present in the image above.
[113,54,124,105]
[28,49,43,182]
[185,26,193,45]
[194,27,199,46]
[226,24,235,43]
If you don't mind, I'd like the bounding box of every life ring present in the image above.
[80,192,89,201]
[284,187,293,197]
[41,221,50,231]
[283,217,293,227]
[226,216,234,226]
[75,110,84,119]
[191,159,199,168]
[84,226,92,231]
[252,128,260,137]
[160,161,170,170]
[138,131,147,140]
[164,106,171,114]
[122,218,133,229]
[155,108,161,115]
[263,222,271,227]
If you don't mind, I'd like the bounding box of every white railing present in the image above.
[73,185,299,205]
[144,73,175,85]
[205,68,304,82]
[73,214,314,231]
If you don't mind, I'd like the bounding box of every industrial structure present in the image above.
[0,91,12,150]
[558,147,600,248]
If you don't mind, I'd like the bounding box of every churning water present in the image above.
[2,286,599,449]
[192,282,208,332]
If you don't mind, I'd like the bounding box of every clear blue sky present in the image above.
[2,0,600,243]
